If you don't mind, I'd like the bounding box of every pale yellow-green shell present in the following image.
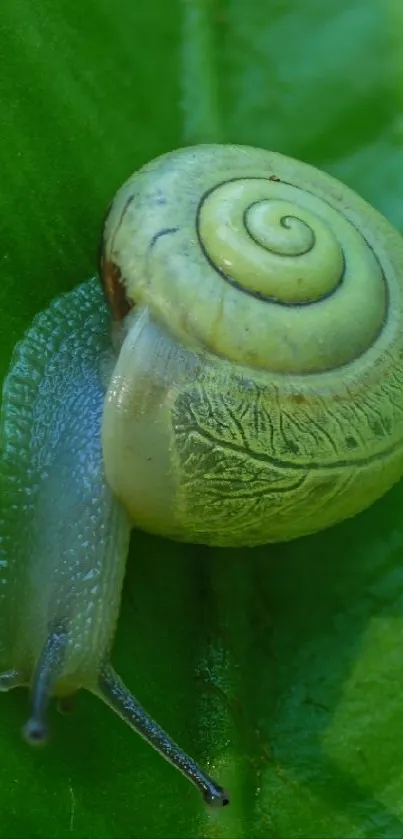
[100,143,403,547]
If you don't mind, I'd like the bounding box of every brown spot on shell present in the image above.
[100,253,132,321]
[98,193,135,322]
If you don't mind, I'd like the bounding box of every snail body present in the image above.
[0,277,228,805]
[1,143,403,802]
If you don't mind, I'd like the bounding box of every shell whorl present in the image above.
[101,144,396,376]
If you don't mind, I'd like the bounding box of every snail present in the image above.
[1,142,403,806]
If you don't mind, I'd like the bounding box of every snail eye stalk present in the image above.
[95,664,230,807]
[22,629,68,745]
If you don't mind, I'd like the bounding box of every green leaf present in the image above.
[1,0,403,837]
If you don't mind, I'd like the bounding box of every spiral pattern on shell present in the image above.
[100,144,395,376]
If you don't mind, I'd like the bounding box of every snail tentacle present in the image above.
[96,664,230,807]
[22,627,68,745]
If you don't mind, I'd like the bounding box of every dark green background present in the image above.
[1,0,403,836]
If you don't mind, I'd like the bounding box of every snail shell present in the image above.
[100,144,403,547]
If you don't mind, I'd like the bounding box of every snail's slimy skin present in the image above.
[101,144,403,547]
[0,282,130,692]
